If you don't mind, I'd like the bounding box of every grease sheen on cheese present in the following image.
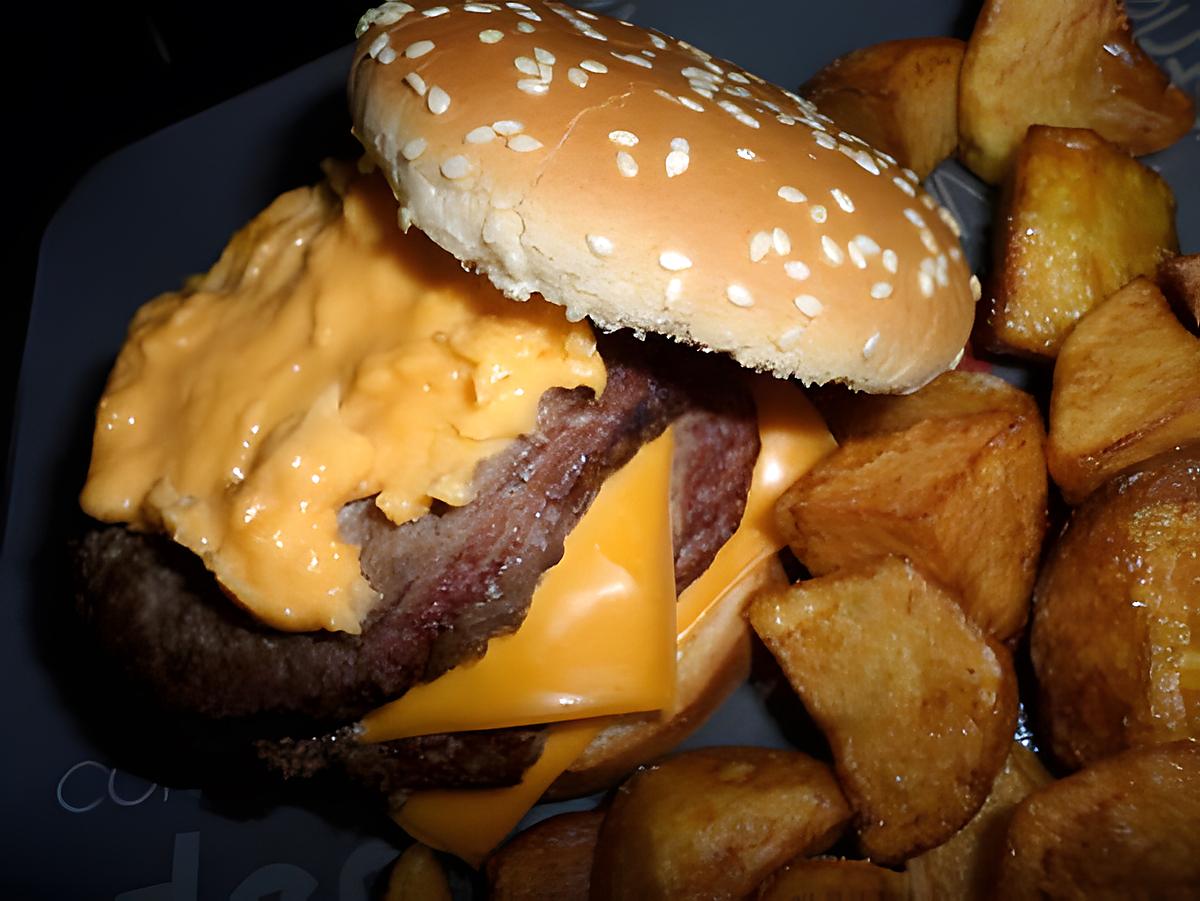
[80,172,606,632]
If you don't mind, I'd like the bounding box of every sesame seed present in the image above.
[970,275,982,301]
[704,59,724,74]
[851,149,881,175]
[831,188,855,213]
[493,119,523,135]
[655,89,678,104]
[616,151,638,177]
[404,72,427,95]
[735,112,760,129]
[870,282,893,299]
[465,125,496,143]
[813,131,837,150]
[821,236,844,266]
[586,234,614,256]
[678,96,705,112]
[892,176,916,197]
[938,206,962,237]
[853,234,880,256]
[665,150,689,177]
[537,62,553,81]
[576,7,598,18]
[608,130,639,147]
[665,277,684,304]
[737,147,756,160]
[368,33,390,59]
[515,55,539,75]
[479,29,504,43]
[725,85,752,98]
[777,114,796,126]
[949,246,963,262]
[681,66,715,81]
[580,59,607,73]
[727,284,754,307]
[427,85,451,115]
[784,260,810,281]
[772,227,791,255]
[903,208,927,228]
[777,186,806,203]
[641,49,656,58]
[727,71,750,84]
[920,228,939,255]
[918,270,935,297]
[441,155,471,179]
[902,167,920,183]
[935,254,950,287]
[423,5,449,16]
[659,251,692,271]
[670,137,690,153]
[377,46,397,64]
[882,249,898,274]
[534,46,556,65]
[862,332,880,358]
[463,2,493,10]
[650,34,668,49]
[921,193,937,210]
[405,39,435,58]
[690,83,715,99]
[568,67,588,87]
[810,204,827,223]
[794,294,824,317]
[777,326,806,350]
[517,10,542,21]
[611,51,652,68]
[848,243,867,269]
[507,134,543,152]
[401,137,427,160]
[517,79,549,95]
[749,231,772,262]
[516,21,535,33]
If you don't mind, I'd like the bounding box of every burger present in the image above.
[74,0,974,863]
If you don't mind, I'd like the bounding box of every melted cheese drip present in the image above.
[80,172,605,632]
[361,429,677,739]
[392,377,834,864]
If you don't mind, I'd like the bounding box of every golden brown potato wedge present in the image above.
[979,126,1178,359]
[485,810,603,901]
[1159,253,1200,333]
[1047,277,1200,504]
[590,747,850,900]
[385,843,451,901]
[809,369,1043,445]
[758,858,909,900]
[748,557,1018,864]
[998,741,1200,899]
[801,38,965,179]
[1032,448,1199,770]
[776,410,1046,639]
[958,0,1195,183]
[906,743,1052,900]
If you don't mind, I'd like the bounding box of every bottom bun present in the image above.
[545,555,786,800]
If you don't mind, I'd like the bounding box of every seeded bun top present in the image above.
[349,0,975,391]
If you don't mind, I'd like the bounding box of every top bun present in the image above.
[349,1,975,391]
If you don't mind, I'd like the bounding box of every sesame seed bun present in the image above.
[350,1,974,391]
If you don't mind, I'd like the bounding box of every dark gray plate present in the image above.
[4,2,1197,898]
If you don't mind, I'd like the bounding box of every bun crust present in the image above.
[544,555,786,800]
[350,1,974,391]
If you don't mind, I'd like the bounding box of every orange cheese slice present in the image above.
[391,378,833,864]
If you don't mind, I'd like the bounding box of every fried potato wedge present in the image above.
[590,747,850,900]
[1159,253,1200,333]
[485,810,603,901]
[1047,278,1200,504]
[758,858,909,900]
[776,410,1046,639]
[1032,448,1200,770]
[385,843,451,901]
[998,741,1200,899]
[959,0,1195,183]
[810,370,1042,445]
[801,38,965,179]
[979,126,1178,358]
[748,558,1018,864]
[906,743,1051,900]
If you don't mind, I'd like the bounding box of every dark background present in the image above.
[11,1,367,510]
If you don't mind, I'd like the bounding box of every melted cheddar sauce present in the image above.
[81,171,605,632]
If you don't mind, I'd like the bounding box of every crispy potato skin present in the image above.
[776,410,1046,639]
[998,741,1200,899]
[589,747,850,900]
[979,126,1178,359]
[757,858,909,900]
[1032,448,1200,770]
[959,0,1194,183]
[1047,278,1200,504]
[486,810,603,901]
[906,743,1051,900]
[801,37,965,179]
[1158,253,1200,335]
[748,558,1018,864]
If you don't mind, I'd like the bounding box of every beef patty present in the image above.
[75,334,760,790]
